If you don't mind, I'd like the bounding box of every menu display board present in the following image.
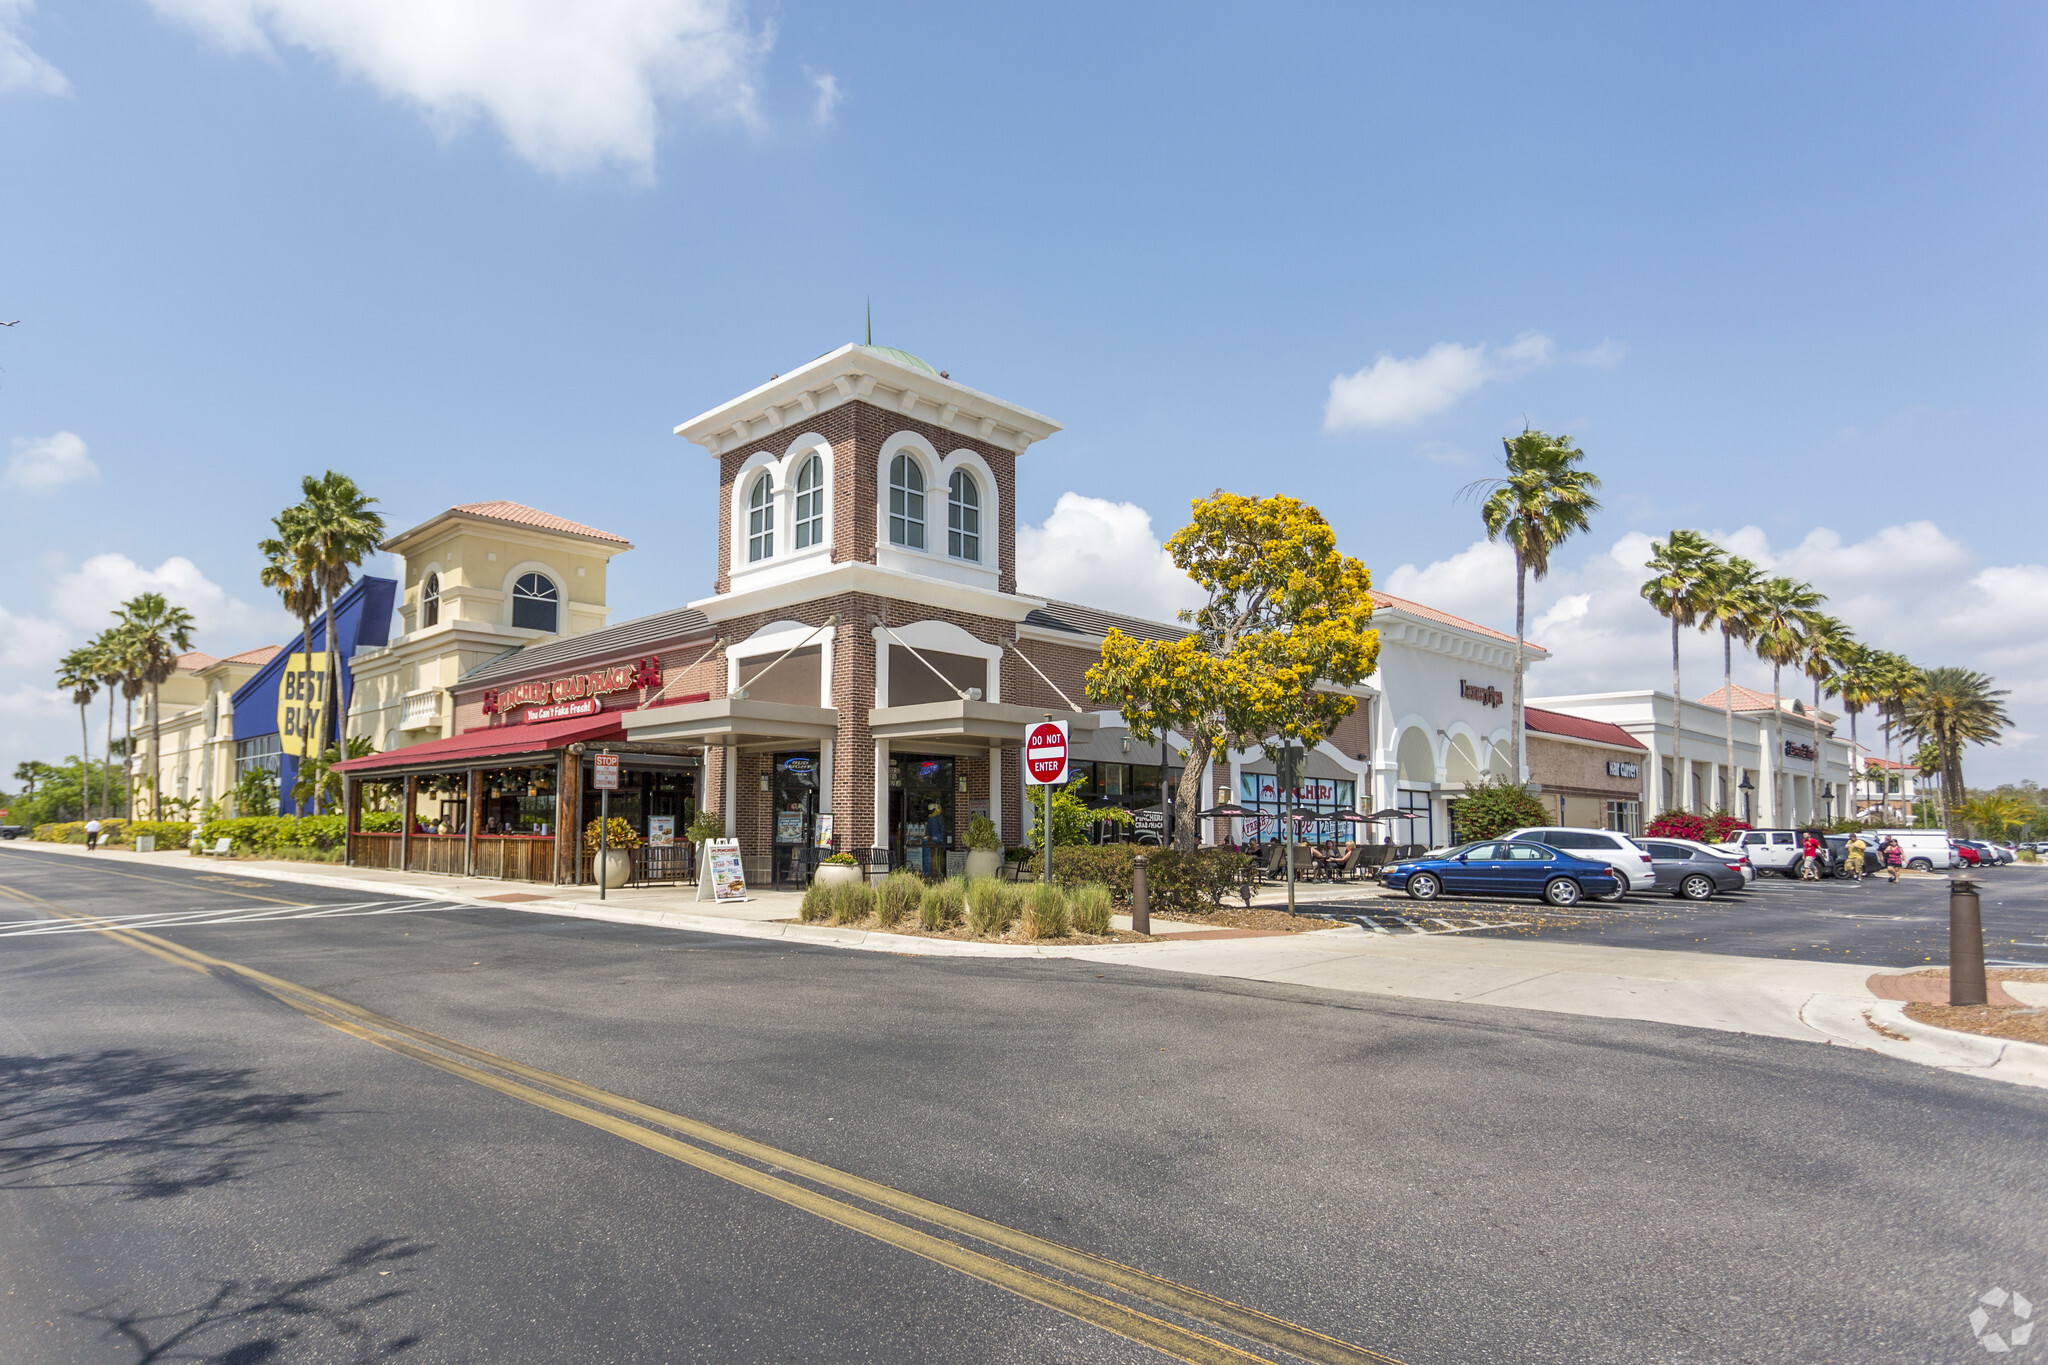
[704,838,747,902]
[647,816,675,848]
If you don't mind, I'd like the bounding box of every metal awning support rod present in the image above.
[871,616,978,701]
[1004,637,1082,713]
[648,636,729,703]
[736,615,840,698]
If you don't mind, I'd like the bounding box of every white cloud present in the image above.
[3,431,97,492]
[1016,493,1202,625]
[146,0,768,176]
[807,67,839,127]
[1324,331,1563,430]
[0,0,67,96]
[1382,520,2048,783]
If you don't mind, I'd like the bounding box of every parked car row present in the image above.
[1383,830,1754,906]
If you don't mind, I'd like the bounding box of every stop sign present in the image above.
[1024,720,1070,786]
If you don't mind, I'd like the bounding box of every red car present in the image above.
[1952,841,1982,867]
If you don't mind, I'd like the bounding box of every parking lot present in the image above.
[1275,866,2048,970]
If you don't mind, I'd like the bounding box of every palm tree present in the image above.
[118,592,198,821]
[1799,615,1853,824]
[56,649,98,818]
[88,629,132,821]
[1832,640,1879,817]
[1869,651,1921,823]
[1748,577,1825,826]
[1473,430,1602,785]
[1701,555,1762,815]
[1900,667,2012,833]
[1639,530,1723,813]
[296,471,386,794]
[101,621,147,820]
[261,509,324,810]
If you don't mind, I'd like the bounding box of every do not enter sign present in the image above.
[1024,720,1070,786]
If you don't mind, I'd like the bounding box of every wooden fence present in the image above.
[347,831,557,883]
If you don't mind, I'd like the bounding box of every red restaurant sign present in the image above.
[484,657,661,716]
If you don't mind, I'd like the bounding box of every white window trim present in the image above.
[728,434,835,589]
[744,468,777,564]
[875,434,1000,590]
[502,562,564,634]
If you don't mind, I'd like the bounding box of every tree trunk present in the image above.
[1722,631,1736,816]
[1512,548,1526,788]
[103,691,115,822]
[78,705,90,823]
[1769,662,1782,826]
[123,692,134,819]
[1670,618,1683,811]
[318,583,340,816]
[1172,734,1210,855]
[294,612,316,815]
[1813,675,1825,825]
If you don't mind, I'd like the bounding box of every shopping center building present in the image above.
[129,340,1648,885]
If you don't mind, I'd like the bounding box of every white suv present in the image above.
[1505,827,1657,895]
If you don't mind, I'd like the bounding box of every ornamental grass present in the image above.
[920,877,967,932]
[800,880,831,923]
[829,880,876,925]
[877,872,924,928]
[1020,883,1070,940]
[964,878,1017,937]
[1069,883,1113,936]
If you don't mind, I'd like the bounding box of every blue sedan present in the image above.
[1382,840,1621,907]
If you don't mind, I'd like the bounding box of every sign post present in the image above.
[1024,716,1070,890]
[593,751,619,901]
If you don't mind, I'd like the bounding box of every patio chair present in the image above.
[1257,843,1286,882]
[1326,846,1361,881]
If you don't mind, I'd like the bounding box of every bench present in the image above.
[199,837,233,857]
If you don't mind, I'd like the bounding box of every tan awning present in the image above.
[867,700,1100,749]
[620,697,839,749]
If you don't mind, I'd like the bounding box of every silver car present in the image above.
[1641,838,1749,900]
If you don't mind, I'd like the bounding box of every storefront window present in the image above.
[1239,773,1356,844]
[1605,799,1642,836]
[235,733,281,775]
[1395,789,1433,848]
[480,765,556,835]
[1068,761,1172,842]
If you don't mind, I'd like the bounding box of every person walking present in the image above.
[1845,832,1867,882]
[1881,836,1903,883]
[1799,832,1823,880]
[84,817,101,851]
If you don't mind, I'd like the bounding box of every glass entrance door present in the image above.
[771,751,820,887]
[889,754,956,877]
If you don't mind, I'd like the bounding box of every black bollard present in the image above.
[1132,852,1150,936]
[1949,874,1987,1006]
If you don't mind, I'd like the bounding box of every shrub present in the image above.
[1647,811,1753,843]
[125,820,194,850]
[800,881,832,923]
[194,814,349,854]
[1069,884,1113,935]
[921,878,968,932]
[359,811,402,833]
[963,878,1014,936]
[583,817,642,851]
[1452,777,1551,840]
[821,852,859,866]
[878,872,924,928]
[686,809,725,844]
[33,819,130,845]
[1020,883,1070,940]
[1046,845,1253,912]
[2021,849,2041,864]
[830,881,876,925]
[965,813,1000,851]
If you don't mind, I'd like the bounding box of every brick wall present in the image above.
[1527,735,1644,818]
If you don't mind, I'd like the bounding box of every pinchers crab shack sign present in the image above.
[483,657,661,723]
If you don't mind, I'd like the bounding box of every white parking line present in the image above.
[0,898,468,938]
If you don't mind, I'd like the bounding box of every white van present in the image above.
[1859,829,1953,872]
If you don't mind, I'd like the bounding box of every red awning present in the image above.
[333,713,627,775]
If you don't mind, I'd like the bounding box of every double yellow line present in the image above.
[0,881,1408,1365]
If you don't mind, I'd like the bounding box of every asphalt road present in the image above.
[1288,868,2048,969]
[2,844,2045,1365]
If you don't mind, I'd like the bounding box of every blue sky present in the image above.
[3,1,2045,786]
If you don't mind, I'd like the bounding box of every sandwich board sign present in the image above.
[704,837,747,902]
[1024,719,1070,786]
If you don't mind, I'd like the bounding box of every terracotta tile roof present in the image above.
[220,645,284,667]
[174,650,218,671]
[1524,706,1647,751]
[449,501,631,546]
[1695,682,1784,712]
[1369,590,1543,653]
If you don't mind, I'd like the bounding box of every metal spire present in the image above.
[865,298,871,346]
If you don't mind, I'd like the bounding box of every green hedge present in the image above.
[32,819,129,844]
[126,820,195,850]
[359,811,402,833]
[195,814,350,854]
[1046,845,1252,912]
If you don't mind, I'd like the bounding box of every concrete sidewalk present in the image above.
[11,839,2046,1089]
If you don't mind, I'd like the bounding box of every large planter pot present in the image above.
[813,862,862,888]
[598,848,633,889]
[964,848,1003,881]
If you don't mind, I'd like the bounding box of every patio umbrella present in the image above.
[1196,802,1255,819]
[1365,808,1403,821]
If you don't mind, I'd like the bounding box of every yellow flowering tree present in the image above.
[1084,492,1379,853]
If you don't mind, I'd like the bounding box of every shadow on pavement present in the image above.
[77,1235,429,1364]
[0,1049,337,1201]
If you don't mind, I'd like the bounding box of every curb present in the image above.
[1797,994,2048,1090]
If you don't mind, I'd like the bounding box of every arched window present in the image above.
[511,573,559,632]
[889,454,926,549]
[947,470,980,562]
[794,455,824,550]
[747,472,775,562]
[421,572,440,629]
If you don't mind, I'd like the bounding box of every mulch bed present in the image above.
[1893,968,2048,1047]
[780,916,1156,946]
[1148,905,1337,934]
